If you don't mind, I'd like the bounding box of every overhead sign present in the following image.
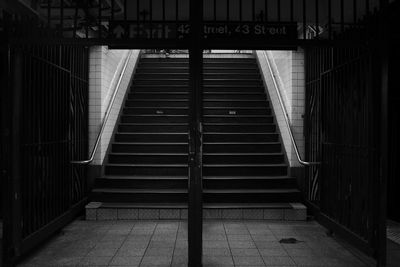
[202,22,297,40]
[109,21,297,41]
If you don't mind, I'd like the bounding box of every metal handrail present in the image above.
[263,51,320,166]
[71,50,133,164]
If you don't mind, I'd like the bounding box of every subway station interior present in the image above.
[1,0,400,266]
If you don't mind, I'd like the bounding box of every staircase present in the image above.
[88,54,305,221]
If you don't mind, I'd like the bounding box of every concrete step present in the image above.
[85,202,307,221]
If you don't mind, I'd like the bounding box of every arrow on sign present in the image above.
[113,25,125,38]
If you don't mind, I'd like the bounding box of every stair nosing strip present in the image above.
[202,164,287,167]
[106,163,188,167]
[203,176,294,180]
[116,132,188,135]
[124,107,189,109]
[101,175,188,179]
[119,123,188,125]
[93,189,187,193]
[203,115,272,118]
[113,142,187,145]
[203,123,274,125]
[202,152,283,155]
[121,115,188,117]
[203,107,270,109]
[203,142,280,145]
[203,189,300,193]
[203,132,277,135]
[109,152,187,155]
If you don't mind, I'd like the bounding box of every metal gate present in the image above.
[1,0,398,266]
[305,45,381,255]
[1,45,89,266]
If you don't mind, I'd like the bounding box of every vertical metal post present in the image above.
[6,48,23,266]
[340,0,344,33]
[1,44,12,267]
[315,0,319,37]
[277,0,281,21]
[188,48,203,267]
[188,0,203,266]
[239,0,242,22]
[47,0,51,29]
[302,0,306,38]
[378,46,388,267]
[378,3,388,266]
[227,0,230,21]
[98,0,102,38]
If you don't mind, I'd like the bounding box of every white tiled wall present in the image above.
[89,47,141,165]
[256,49,305,167]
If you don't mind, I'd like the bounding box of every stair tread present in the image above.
[203,142,280,145]
[204,189,301,193]
[203,123,274,125]
[203,92,264,94]
[204,85,262,87]
[116,132,187,135]
[124,107,189,109]
[132,92,189,94]
[113,142,187,145]
[204,203,293,209]
[120,123,188,125]
[109,152,187,155]
[203,164,287,167]
[136,73,259,75]
[128,99,188,101]
[204,133,277,135]
[96,202,295,209]
[203,115,272,117]
[93,188,187,193]
[203,152,283,155]
[203,107,269,109]
[204,99,267,101]
[132,85,189,87]
[122,115,188,117]
[99,202,188,208]
[203,176,292,180]
[138,67,257,70]
[101,175,188,180]
[207,78,259,80]
[135,79,189,81]
[107,163,188,167]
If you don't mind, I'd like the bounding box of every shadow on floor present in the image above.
[16,219,374,267]
[387,239,400,267]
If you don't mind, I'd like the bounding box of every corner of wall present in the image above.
[88,48,142,178]
[255,49,305,169]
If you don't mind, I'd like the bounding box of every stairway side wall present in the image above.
[88,47,141,185]
[256,50,305,184]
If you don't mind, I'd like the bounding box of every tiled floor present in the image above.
[1,220,3,265]
[18,219,372,267]
[388,220,400,245]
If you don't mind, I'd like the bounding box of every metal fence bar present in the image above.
[277,0,281,21]
[303,0,306,38]
[305,45,382,260]
[98,0,102,38]
[227,0,230,21]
